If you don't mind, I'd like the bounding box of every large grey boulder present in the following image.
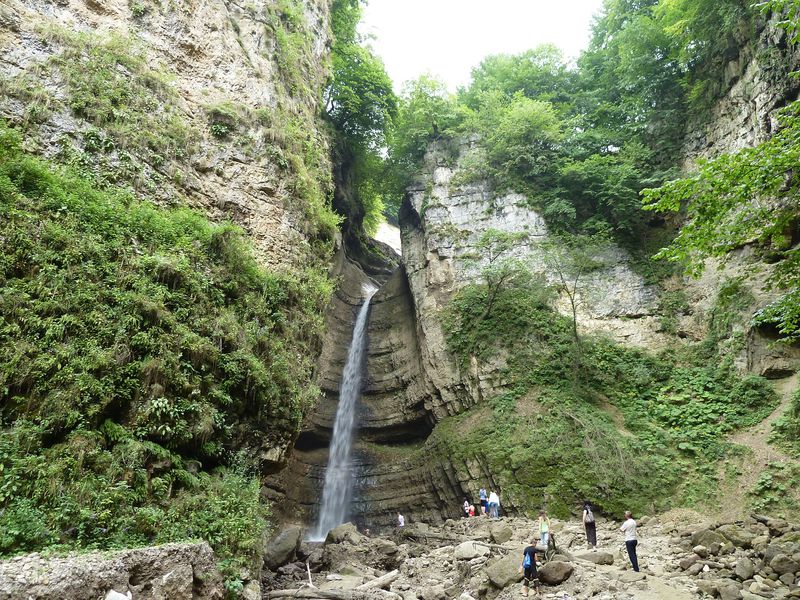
[538,561,574,585]
[770,553,800,575]
[692,529,726,550]
[575,551,614,565]
[325,522,361,545]
[717,580,743,600]
[0,543,223,600]
[490,522,514,544]
[486,554,524,589]
[717,524,755,549]
[734,558,755,581]
[264,526,302,570]
[454,541,491,560]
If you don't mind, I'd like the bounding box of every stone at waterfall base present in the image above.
[264,526,302,570]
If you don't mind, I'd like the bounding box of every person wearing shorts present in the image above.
[519,540,539,597]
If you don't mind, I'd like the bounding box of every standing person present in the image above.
[488,490,500,518]
[583,501,597,548]
[537,511,551,548]
[397,512,405,528]
[518,538,540,597]
[463,498,470,517]
[620,511,639,572]
[479,486,488,515]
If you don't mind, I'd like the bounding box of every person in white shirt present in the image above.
[397,513,405,528]
[488,491,500,518]
[619,511,639,572]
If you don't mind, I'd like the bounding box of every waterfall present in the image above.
[311,284,377,540]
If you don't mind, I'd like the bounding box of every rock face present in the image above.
[682,16,800,166]
[0,543,223,600]
[0,0,332,269]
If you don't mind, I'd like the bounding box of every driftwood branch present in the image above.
[355,570,400,590]
[267,571,401,600]
[400,530,511,552]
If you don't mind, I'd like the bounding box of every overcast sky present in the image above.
[361,0,607,92]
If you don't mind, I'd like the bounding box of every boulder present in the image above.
[717,580,743,600]
[693,545,710,558]
[734,558,755,581]
[539,561,574,585]
[770,554,800,575]
[420,584,446,600]
[489,523,513,544]
[619,571,646,583]
[575,551,614,565]
[325,523,361,545]
[680,555,699,570]
[264,526,302,570]
[105,593,130,600]
[696,580,718,596]
[486,554,524,589]
[718,524,755,549]
[693,529,726,549]
[0,542,223,600]
[454,541,490,561]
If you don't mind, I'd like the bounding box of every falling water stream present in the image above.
[311,284,377,540]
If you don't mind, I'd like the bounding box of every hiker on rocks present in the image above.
[620,510,639,572]
[518,537,540,597]
[537,510,551,548]
[488,490,500,518]
[468,504,476,517]
[583,501,597,548]
[479,486,488,515]
[397,512,405,528]
[463,498,470,517]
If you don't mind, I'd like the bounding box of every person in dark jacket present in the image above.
[518,538,539,597]
[583,501,597,548]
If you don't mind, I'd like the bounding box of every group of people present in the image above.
[462,487,501,518]
[520,504,640,597]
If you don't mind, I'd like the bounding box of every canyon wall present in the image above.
[0,0,333,269]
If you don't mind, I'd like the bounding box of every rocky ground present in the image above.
[263,511,800,600]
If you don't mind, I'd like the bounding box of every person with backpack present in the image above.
[582,501,597,548]
[518,538,540,597]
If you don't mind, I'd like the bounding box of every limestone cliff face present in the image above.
[0,0,332,268]
[682,15,800,166]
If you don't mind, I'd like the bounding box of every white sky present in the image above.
[361,0,607,92]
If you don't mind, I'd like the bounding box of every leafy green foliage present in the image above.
[0,123,331,564]
[772,385,800,457]
[323,0,397,236]
[438,259,776,516]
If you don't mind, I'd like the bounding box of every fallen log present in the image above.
[266,588,400,600]
[400,530,510,551]
[355,569,399,590]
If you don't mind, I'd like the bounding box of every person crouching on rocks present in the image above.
[620,510,639,572]
[518,538,540,597]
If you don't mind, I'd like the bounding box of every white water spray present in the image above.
[312,284,377,540]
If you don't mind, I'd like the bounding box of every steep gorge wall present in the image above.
[275,17,800,531]
[0,0,333,269]
[682,13,800,165]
